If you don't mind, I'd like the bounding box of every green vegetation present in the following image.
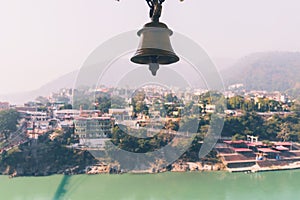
[95,93,112,113]
[226,96,290,112]
[131,90,149,118]
[0,109,20,139]
[0,128,96,176]
[59,104,73,110]
[73,87,127,112]
[222,112,300,142]
[109,125,175,153]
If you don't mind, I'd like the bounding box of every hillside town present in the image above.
[0,84,299,175]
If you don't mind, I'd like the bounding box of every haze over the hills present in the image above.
[1,52,300,104]
[0,71,78,105]
[222,52,300,94]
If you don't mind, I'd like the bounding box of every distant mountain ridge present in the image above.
[221,52,300,94]
[0,71,78,104]
[1,52,300,104]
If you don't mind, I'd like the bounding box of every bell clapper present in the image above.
[149,63,159,76]
[149,56,159,76]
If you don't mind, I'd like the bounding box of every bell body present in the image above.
[131,22,179,65]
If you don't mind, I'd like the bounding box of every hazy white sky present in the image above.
[0,0,299,95]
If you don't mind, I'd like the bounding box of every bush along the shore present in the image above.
[0,129,98,177]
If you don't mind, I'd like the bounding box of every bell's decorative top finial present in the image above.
[117,0,185,22]
[146,0,165,22]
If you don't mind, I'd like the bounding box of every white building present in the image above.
[54,109,81,120]
[25,111,48,121]
[109,108,132,121]
[74,117,114,148]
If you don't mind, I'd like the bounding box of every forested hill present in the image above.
[222,52,300,96]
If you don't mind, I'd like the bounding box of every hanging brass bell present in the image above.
[131,22,179,76]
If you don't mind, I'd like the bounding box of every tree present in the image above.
[292,101,300,117]
[0,109,20,139]
[96,93,112,113]
[111,96,127,109]
[35,96,50,105]
[72,87,96,110]
[232,133,245,141]
[131,90,149,117]
[59,104,73,110]
[227,96,244,110]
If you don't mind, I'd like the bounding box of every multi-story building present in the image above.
[74,117,114,148]
[0,102,9,111]
[54,109,81,120]
[109,108,132,121]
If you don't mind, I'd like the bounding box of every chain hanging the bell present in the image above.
[130,0,180,76]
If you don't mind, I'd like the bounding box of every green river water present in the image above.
[1,170,300,200]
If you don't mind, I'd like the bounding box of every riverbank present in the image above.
[1,160,224,177]
[86,161,300,175]
[84,161,225,175]
[5,159,300,178]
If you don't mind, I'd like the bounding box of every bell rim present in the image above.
[131,48,180,65]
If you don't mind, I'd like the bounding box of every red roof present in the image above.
[275,146,289,151]
[274,142,292,146]
[233,148,253,152]
[257,148,279,153]
[246,142,264,147]
[224,140,245,144]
